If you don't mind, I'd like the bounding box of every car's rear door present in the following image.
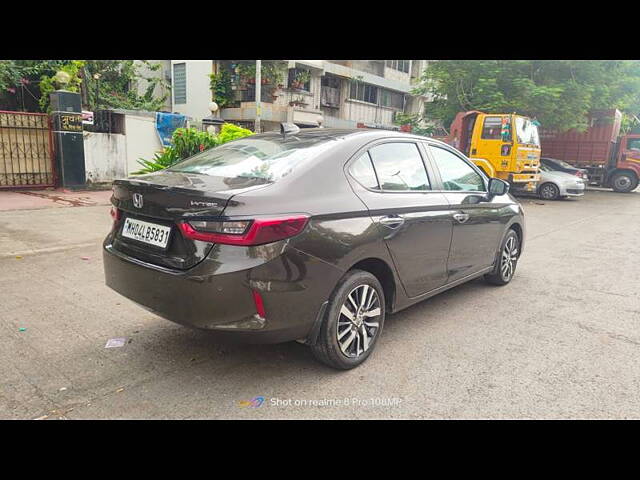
[347,140,452,298]
[424,143,505,282]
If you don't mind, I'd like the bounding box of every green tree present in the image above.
[81,60,169,112]
[0,60,169,113]
[39,60,86,112]
[209,68,233,107]
[412,60,640,132]
[0,60,71,111]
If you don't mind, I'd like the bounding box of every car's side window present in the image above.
[368,142,430,191]
[349,152,380,190]
[429,145,486,192]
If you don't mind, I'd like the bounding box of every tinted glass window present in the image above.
[544,158,572,169]
[349,152,379,189]
[481,116,504,140]
[627,138,640,151]
[369,143,430,191]
[169,135,338,185]
[429,146,485,192]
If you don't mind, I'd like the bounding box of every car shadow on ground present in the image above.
[50,276,499,418]
[108,276,491,378]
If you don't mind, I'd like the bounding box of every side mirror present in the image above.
[488,178,510,196]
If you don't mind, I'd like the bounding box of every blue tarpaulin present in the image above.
[155,112,187,147]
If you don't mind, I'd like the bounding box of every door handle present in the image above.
[453,213,470,224]
[379,215,405,228]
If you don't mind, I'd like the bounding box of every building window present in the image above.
[380,89,404,109]
[386,60,410,73]
[173,63,187,105]
[321,75,340,89]
[288,68,311,91]
[321,75,341,108]
[349,82,378,104]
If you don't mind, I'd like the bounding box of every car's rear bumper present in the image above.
[103,235,344,344]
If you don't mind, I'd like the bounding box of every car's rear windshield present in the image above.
[168,134,339,184]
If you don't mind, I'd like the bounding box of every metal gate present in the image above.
[0,111,56,189]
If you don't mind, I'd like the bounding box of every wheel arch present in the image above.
[608,168,639,182]
[349,257,397,313]
[494,220,524,266]
[472,158,496,178]
[508,222,523,253]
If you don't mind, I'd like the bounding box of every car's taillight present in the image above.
[110,206,121,222]
[178,214,310,246]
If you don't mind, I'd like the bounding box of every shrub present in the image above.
[133,123,254,175]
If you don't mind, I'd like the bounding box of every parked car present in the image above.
[103,126,526,369]
[540,157,589,181]
[537,162,586,200]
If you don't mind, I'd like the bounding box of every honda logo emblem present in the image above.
[132,193,143,209]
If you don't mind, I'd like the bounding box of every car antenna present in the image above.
[280,122,300,139]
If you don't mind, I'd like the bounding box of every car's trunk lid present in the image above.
[110,170,269,270]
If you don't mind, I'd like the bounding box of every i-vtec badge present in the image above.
[190,200,219,208]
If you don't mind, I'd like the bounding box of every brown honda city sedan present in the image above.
[103,126,525,369]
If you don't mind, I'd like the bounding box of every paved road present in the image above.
[1,189,639,419]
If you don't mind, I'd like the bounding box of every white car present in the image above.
[537,163,586,200]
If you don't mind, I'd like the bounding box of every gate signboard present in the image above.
[50,90,86,188]
[53,112,83,132]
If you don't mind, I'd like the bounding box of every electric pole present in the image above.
[255,60,261,133]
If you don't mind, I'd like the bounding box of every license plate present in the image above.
[122,217,172,249]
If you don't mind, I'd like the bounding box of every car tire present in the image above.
[484,229,520,286]
[310,269,385,370]
[538,182,560,200]
[610,172,639,193]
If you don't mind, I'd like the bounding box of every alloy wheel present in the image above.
[500,236,519,281]
[337,284,381,358]
[540,183,558,200]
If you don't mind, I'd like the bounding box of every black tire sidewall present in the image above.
[485,229,519,286]
[611,173,638,193]
[314,270,385,369]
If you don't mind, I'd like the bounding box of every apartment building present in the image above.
[168,60,429,131]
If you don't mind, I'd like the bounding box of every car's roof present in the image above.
[254,128,451,147]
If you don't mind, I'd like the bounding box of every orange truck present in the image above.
[539,109,640,193]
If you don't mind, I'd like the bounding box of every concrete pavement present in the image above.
[0,188,112,212]
[1,188,639,419]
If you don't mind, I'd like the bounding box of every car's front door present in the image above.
[347,141,452,298]
[426,143,506,283]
